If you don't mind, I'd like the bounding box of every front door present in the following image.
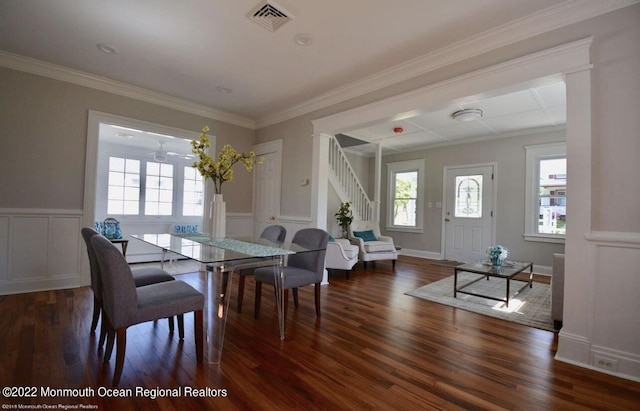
[443,164,494,263]
[253,141,282,238]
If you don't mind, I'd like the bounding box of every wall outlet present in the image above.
[594,355,618,371]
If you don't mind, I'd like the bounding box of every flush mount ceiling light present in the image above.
[96,43,118,54]
[294,33,313,46]
[452,108,483,122]
[154,141,168,162]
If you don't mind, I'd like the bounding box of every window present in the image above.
[105,155,198,218]
[183,166,204,216]
[107,157,140,215]
[145,162,174,215]
[454,175,483,218]
[524,142,566,243]
[387,160,424,232]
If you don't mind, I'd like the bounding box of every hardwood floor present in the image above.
[1,256,639,410]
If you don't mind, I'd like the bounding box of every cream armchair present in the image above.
[325,238,359,279]
[349,220,397,269]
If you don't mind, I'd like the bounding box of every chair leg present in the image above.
[98,317,108,348]
[194,310,203,364]
[177,314,185,339]
[168,316,174,333]
[112,327,127,386]
[103,316,115,362]
[254,281,262,319]
[345,269,350,280]
[392,259,396,269]
[237,275,246,313]
[90,295,101,332]
[104,329,115,362]
[314,283,321,317]
[363,261,367,269]
[292,288,299,308]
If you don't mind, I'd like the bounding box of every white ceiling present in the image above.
[99,123,196,159]
[343,80,566,155]
[0,1,632,154]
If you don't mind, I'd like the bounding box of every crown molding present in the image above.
[312,37,592,135]
[256,0,639,128]
[0,51,256,130]
[1,0,635,131]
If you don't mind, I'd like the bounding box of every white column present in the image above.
[311,132,331,229]
[556,66,593,365]
[374,143,382,222]
[311,132,331,285]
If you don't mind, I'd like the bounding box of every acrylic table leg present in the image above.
[161,248,167,270]
[273,256,285,340]
[206,264,232,364]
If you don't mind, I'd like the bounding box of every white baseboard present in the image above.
[399,248,442,260]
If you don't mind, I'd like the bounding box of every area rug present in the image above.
[406,272,555,332]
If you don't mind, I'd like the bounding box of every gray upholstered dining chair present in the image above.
[91,235,204,386]
[81,227,175,348]
[233,225,286,313]
[253,228,329,320]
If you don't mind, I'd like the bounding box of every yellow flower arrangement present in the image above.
[191,125,263,194]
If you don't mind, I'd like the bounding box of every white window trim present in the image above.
[524,142,566,244]
[98,143,202,223]
[386,159,424,233]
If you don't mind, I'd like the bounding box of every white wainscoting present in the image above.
[0,209,84,295]
[0,210,316,296]
[556,231,640,382]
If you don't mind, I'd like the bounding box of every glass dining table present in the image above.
[130,232,320,364]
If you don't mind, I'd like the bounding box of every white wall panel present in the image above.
[0,209,83,295]
[590,237,640,379]
[0,216,8,281]
[11,216,49,279]
[48,216,82,277]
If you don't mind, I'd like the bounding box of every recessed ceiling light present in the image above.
[97,43,118,54]
[452,108,483,122]
[294,33,313,46]
[216,86,233,94]
[116,132,133,140]
[112,125,143,133]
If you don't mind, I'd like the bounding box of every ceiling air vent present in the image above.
[249,2,292,32]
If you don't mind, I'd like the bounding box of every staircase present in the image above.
[328,135,373,221]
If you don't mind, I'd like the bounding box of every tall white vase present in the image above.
[210,193,226,238]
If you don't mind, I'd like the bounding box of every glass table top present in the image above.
[130,233,316,264]
[456,260,533,277]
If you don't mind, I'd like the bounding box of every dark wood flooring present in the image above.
[1,256,639,410]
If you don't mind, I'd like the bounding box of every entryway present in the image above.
[442,164,495,263]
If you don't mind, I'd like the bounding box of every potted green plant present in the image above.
[335,202,354,239]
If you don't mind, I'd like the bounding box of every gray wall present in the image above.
[382,130,566,266]
[0,67,256,212]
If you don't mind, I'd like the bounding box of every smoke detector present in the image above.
[249,1,292,32]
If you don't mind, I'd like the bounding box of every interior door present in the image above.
[253,143,282,238]
[443,164,494,262]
